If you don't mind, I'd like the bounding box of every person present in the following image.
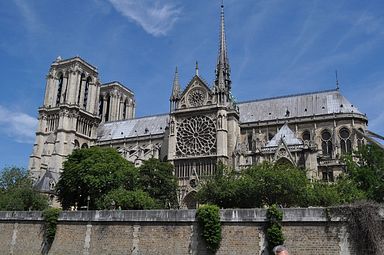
[272,245,289,255]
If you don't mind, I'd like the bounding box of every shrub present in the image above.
[196,205,222,253]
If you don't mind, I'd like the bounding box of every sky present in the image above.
[0,0,384,169]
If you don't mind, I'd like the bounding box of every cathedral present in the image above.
[29,5,374,207]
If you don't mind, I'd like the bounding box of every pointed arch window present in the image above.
[321,130,333,157]
[83,77,91,109]
[105,94,110,122]
[357,128,365,148]
[247,132,253,151]
[123,99,127,119]
[56,74,63,106]
[77,73,85,105]
[98,96,104,117]
[339,127,352,154]
[74,140,80,149]
[302,130,311,141]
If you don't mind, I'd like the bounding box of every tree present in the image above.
[244,162,309,207]
[96,188,156,210]
[56,147,138,209]
[344,144,384,202]
[0,167,48,211]
[197,162,309,208]
[138,158,178,208]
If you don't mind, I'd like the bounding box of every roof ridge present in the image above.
[101,81,134,94]
[102,113,169,124]
[57,56,98,71]
[238,89,338,105]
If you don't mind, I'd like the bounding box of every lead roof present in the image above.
[96,89,364,141]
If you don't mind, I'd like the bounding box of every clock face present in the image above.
[188,88,206,107]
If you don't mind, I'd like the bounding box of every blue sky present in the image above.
[0,0,384,169]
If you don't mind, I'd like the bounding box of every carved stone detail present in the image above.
[187,88,206,107]
[176,116,216,156]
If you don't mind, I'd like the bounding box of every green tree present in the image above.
[56,147,138,209]
[0,167,48,211]
[138,158,178,208]
[344,144,384,202]
[244,162,309,207]
[96,187,156,210]
[197,162,309,208]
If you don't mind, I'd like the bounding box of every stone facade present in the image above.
[29,5,371,207]
[1,208,382,254]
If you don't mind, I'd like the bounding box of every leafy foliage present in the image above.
[196,205,222,254]
[306,177,366,207]
[42,208,61,243]
[57,148,179,210]
[138,158,178,208]
[96,188,156,210]
[344,144,384,202]
[197,162,309,208]
[56,147,138,209]
[0,167,48,211]
[266,205,284,253]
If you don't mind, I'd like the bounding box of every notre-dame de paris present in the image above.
[28,5,379,208]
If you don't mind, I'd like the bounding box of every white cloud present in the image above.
[107,0,181,36]
[0,106,37,144]
[12,0,42,35]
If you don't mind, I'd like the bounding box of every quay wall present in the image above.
[0,208,381,255]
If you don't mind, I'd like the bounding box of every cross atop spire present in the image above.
[170,66,181,100]
[215,2,231,92]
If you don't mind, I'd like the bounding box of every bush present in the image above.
[196,205,222,253]
[266,205,284,254]
[42,208,61,244]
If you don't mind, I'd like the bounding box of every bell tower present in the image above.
[29,56,101,192]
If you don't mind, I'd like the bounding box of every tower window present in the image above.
[78,73,85,105]
[321,130,333,157]
[123,99,127,119]
[83,77,91,109]
[99,96,103,117]
[105,95,110,122]
[56,74,63,106]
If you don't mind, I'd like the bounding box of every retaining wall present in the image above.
[0,208,381,254]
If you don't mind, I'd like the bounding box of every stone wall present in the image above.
[0,208,382,254]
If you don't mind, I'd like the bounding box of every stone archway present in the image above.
[275,157,294,167]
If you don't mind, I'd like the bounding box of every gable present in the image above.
[179,75,213,109]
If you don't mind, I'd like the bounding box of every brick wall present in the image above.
[0,208,382,255]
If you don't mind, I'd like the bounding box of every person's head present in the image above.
[273,245,289,255]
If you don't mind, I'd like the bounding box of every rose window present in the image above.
[188,88,206,107]
[177,116,216,156]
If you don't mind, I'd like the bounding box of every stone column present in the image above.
[67,70,80,105]
[43,73,54,107]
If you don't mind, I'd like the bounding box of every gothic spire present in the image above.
[171,66,181,100]
[215,2,231,92]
